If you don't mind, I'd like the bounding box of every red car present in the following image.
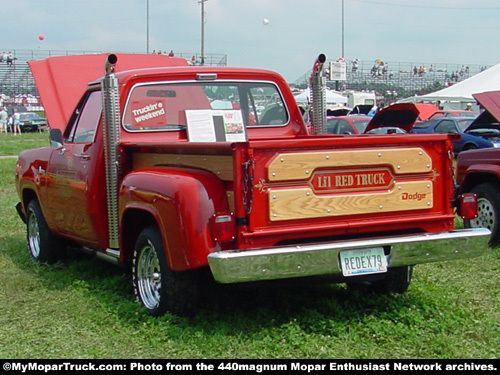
[326,114,371,134]
[428,109,478,119]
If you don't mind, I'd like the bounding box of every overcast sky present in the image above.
[2,0,500,81]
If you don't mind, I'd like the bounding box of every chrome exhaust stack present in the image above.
[101,54,121,250]
[310,54,327,135]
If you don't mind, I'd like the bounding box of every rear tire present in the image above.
[347,266,413,294]
[132,225,200,317]
[464,182,500,247]
[26,199,64,263]
[370,266,413,294]
[463,144,478,151]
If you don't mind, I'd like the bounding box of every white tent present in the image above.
[294,89,348,106]
[399,62,500,109]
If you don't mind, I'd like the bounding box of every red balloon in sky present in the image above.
[38,34,44,41]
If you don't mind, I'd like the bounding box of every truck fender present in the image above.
[16,150,51,223]
[460,163,500,193]
[120,166,230,271]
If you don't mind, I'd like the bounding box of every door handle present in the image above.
[78,154,91,161]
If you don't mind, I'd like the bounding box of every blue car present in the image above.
[410,117,494,155]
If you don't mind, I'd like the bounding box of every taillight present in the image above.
[211,212,236,243]
[459,193,478,220]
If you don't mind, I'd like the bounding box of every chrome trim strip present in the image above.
[106,248,121,258]
[207,228,490,283]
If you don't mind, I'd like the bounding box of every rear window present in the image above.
[412,120,434,129]
[352,119,370,133]
[457,119,474,132]
[122,81,288,133]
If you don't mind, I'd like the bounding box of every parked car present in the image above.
[366,126,407,134]
[428,109,478,119]
[410,117,493,155]
[18,112,48,132]
[455,90,500,246]
[464,122,500,147]
[326,114,371,134]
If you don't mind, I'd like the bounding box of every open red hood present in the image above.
[29,53,188,130]
[471,90,500,124]
[414,103,439,121]
[364,103,419,133]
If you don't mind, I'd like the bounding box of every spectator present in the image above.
[168,50,175,57]
[352,58,359,73]
[0,107,8,134]
[12,108,20,135]
[7,115,12,133]
[377,62,384,77]
[6,52,14,66]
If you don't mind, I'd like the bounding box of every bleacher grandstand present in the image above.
[293,59,490,103]
[0,48,489,109]
[0,49,228,110]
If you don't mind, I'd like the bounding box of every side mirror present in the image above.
[49,128,63,148]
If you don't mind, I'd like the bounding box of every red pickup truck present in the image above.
[15,53,488,316]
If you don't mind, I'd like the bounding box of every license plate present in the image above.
[340,248,387,277]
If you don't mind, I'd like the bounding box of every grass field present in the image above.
[0,132,498,359]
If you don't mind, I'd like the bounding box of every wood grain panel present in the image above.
[268,180,433,221]
[267,148,432,181]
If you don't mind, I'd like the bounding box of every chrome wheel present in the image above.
[136,240,162,311]
[25,200,64,263]
[464,183,500,247]
[133,225,200,316]
[27,209,41,259]
[469,197,496,231]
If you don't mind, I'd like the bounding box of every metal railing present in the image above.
[0,48,228,97]
[292,59,489,101]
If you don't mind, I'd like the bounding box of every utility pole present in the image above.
[341,0,345,59]
[146,0,150,53]
[200,0,209,65]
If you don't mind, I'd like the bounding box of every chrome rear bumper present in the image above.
[207,228,490,283]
